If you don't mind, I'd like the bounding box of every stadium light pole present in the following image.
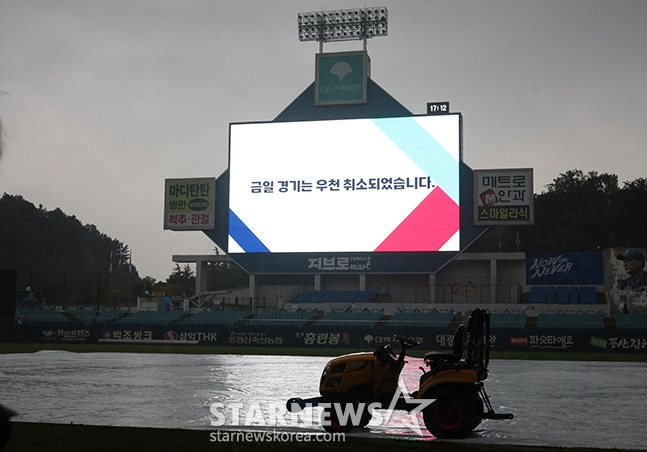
[297,6,388,52]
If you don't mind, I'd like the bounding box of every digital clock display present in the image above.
[427,101,450,115]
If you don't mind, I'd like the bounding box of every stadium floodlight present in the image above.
[297,7,388,45]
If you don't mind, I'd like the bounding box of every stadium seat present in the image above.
[292,290,377,303]
[614,314,647,330]
[579,287,597,304]
[536,313,604,330]
[528,286,546,304]
[315,310,383,327]
[16,307,68,323]
[569,287,579,304]
[386,311,454,329]
[180,310,251,327]
[246,309,317,327]
[490,313,528,329]
[556,287,569,304]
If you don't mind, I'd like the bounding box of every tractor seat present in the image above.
[423,324,465,370]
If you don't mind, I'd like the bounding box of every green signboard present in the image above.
[315,51,368,105]
[164,177,216,230]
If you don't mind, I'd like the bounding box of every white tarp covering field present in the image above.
[1,351,645,449]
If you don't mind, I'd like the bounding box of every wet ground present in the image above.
[1,351,645,449]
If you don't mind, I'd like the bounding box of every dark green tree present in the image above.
[207,248,248,291]
[165,264,195,296]
[470,170,646,253]
[0,193,147,305]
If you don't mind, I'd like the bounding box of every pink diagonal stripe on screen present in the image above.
[374,188,459,252]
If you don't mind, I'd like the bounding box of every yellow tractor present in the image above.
[287,308,513,438]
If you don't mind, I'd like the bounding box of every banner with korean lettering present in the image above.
[164,178,216,230]
[474,168,534,225]
[15,323,647,354]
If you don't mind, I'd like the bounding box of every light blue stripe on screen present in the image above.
[371,117,459,203]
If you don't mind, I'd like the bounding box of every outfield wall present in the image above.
[11,321,646,355]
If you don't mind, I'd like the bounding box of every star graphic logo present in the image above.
[382,383,434,436]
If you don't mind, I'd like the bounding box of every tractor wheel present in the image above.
[321,405,353,434]
[423,390,476,439]
[471,396,484,430]
[356,404,373,428]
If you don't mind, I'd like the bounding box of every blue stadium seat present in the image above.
[556,287,569,304]
[490,313,528,329]
[528,286,546,304]
[536,313,604,330]
[579,287,597,304]
[569,287,579,304]
[614,314,647,330]
[386,311,454,329]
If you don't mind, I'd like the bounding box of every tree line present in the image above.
[468,169,646,253]
[0,194,246,306]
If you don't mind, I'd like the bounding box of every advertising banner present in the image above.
[606,247,647,313]
[14,322,647,355]
[474,168,533,225]
[164,178,216,230]
[526,251,604,285]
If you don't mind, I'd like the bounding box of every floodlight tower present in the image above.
[297,6,388,53]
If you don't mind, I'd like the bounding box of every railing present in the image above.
[438,284,522,304]
[375,284,522,304]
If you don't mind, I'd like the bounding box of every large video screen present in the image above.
[228,115,461,254]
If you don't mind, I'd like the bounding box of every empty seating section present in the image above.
[246,310,316,327]
[65,307,98,324]
[115,310,186,326]
[536,313,605,330]
[16,307,67,323]
[292,290,377,304]
[95,309,128,323]
[528,287,547,304]
[18,307,132,324]
[579,287,597,304]
[181,310,251,326]
[490,313,528,329]
[614,314,647,330]
[315,310,383,327]
[528,286,598,304]
[555,287,569,304]
[386,311,454,328]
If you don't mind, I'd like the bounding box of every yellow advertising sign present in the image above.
[164,177,216,230]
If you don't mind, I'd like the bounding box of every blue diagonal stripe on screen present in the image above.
[371,117,459,203]
[229,209,270,252]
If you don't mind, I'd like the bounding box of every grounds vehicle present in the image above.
[286,308,513,438]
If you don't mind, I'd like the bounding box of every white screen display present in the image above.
[228,115,461,253]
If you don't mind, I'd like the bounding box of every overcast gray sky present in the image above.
[1,0,646,281]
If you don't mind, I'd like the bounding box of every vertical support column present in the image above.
[249,274,257,312]
[429,273,436,304]
[359,274,366,291]
[490,258,498,303]
[314,274,322,291]
[196,259,209,295]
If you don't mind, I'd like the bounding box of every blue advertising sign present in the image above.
[526,251,604,285]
